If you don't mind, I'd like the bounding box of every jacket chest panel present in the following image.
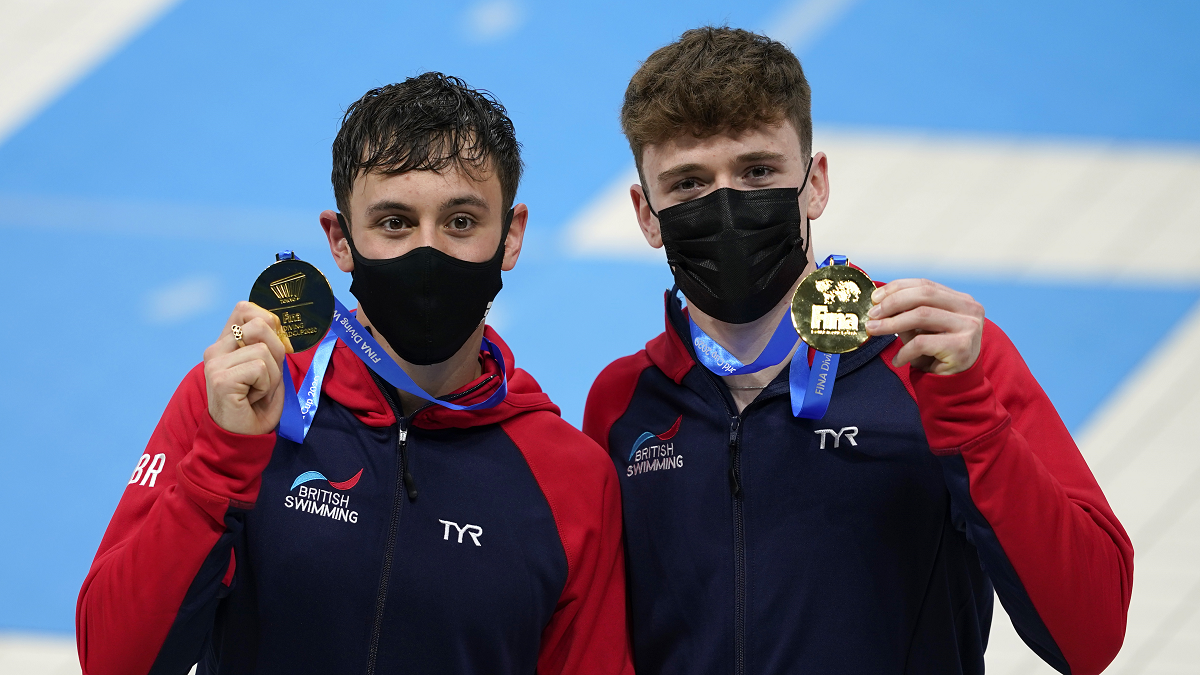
[611,359,954,671]
[738,361,946,542]
[384,425,565,615]
[243,401,400,632]
[237,399,566,664]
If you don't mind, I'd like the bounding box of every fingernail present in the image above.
[871,288,884,302]
[867,305,880,318]
[866,320,880,331]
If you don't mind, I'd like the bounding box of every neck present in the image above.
[356,305,485,416]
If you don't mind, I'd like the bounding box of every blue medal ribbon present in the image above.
[279,328,337,443]
[688,254,850,420]
[275,261,508,444]
[689,311,798,375]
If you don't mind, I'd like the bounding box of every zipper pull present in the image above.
[398,425,418,501]
[728,417,742,498]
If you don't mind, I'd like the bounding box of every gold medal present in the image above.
[791,264,874,354]
[249,253,334,353]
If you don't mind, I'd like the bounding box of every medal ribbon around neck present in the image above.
[688,254,849,419]
[275,256,508,445]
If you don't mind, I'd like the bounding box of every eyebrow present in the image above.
[364,195,491,218]
[440,195,490,212]
[655,151,790,184]
[736,150,788,164]
[656,162,706,184]
[365,200,414,217]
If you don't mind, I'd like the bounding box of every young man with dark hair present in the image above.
[585,28,1132,675]
[78,73,632,675]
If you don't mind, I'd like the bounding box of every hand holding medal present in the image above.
[205,301,294,437]
[864,278,984,375]
[204,252,336,437]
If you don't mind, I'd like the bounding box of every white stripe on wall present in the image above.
[564,128,1200,282]
[0,0,180,145]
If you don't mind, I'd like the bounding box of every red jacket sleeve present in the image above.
[890,320,1134,675]
[76,363,277,675]
[502,412,634,675]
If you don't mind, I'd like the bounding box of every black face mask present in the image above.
[337,211,511,366]
[649,158,813,325]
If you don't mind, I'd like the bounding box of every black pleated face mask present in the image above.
[650,158,813,324]
[337,211,511,365]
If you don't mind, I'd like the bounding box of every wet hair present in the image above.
[621,26,812,179]
[332,72,523,223]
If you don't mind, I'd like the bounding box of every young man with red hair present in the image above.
[585,27,1131,675]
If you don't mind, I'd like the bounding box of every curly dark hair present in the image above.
[331,72,523,224]
[621,27,811,178]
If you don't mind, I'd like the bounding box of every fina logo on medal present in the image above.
[283,468,363,524]
[810,279,861,335]
[791,263,874,354]
[627,416,684,477]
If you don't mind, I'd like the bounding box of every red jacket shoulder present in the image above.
[583,351,655,453]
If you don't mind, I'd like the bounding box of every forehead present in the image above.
[642,120,803,174]
[350,161,502,207]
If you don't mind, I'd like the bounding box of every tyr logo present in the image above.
[814,426,859,449]
[439,519,483,546]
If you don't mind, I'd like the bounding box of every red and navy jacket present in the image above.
[583,291,1133,675]
[77,327,633,675]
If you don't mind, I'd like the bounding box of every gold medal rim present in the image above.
[790,264,874,354]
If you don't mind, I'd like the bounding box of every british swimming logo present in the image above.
[283,468,364,524]
[627,415,684,477]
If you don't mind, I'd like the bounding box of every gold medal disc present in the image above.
[791,264,874,354]
[249,256,334,353]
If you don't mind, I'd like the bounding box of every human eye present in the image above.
[745,165,775,181]
[672,177,704,194]
[446,215,476,233]
[380,216,410,233]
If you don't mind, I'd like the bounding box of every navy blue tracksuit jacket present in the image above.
[584,291,1132,675]
[79,329,632,675]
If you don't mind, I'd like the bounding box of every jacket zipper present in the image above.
[365,416,407,675]
[696,369,751,675]
[700,366,778,675]
[364,370,429,675]
[362,370,494,673]
[728,414,746,675]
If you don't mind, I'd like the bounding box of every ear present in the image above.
[805,151,830,221]
[320,209,354,273]
[501,203,528,272]
[631,184,663,249]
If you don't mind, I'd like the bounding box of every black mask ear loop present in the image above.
[335,209,515,261]
[335,212,359,257]
[642,187,661,219]
[796,155,815,261]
